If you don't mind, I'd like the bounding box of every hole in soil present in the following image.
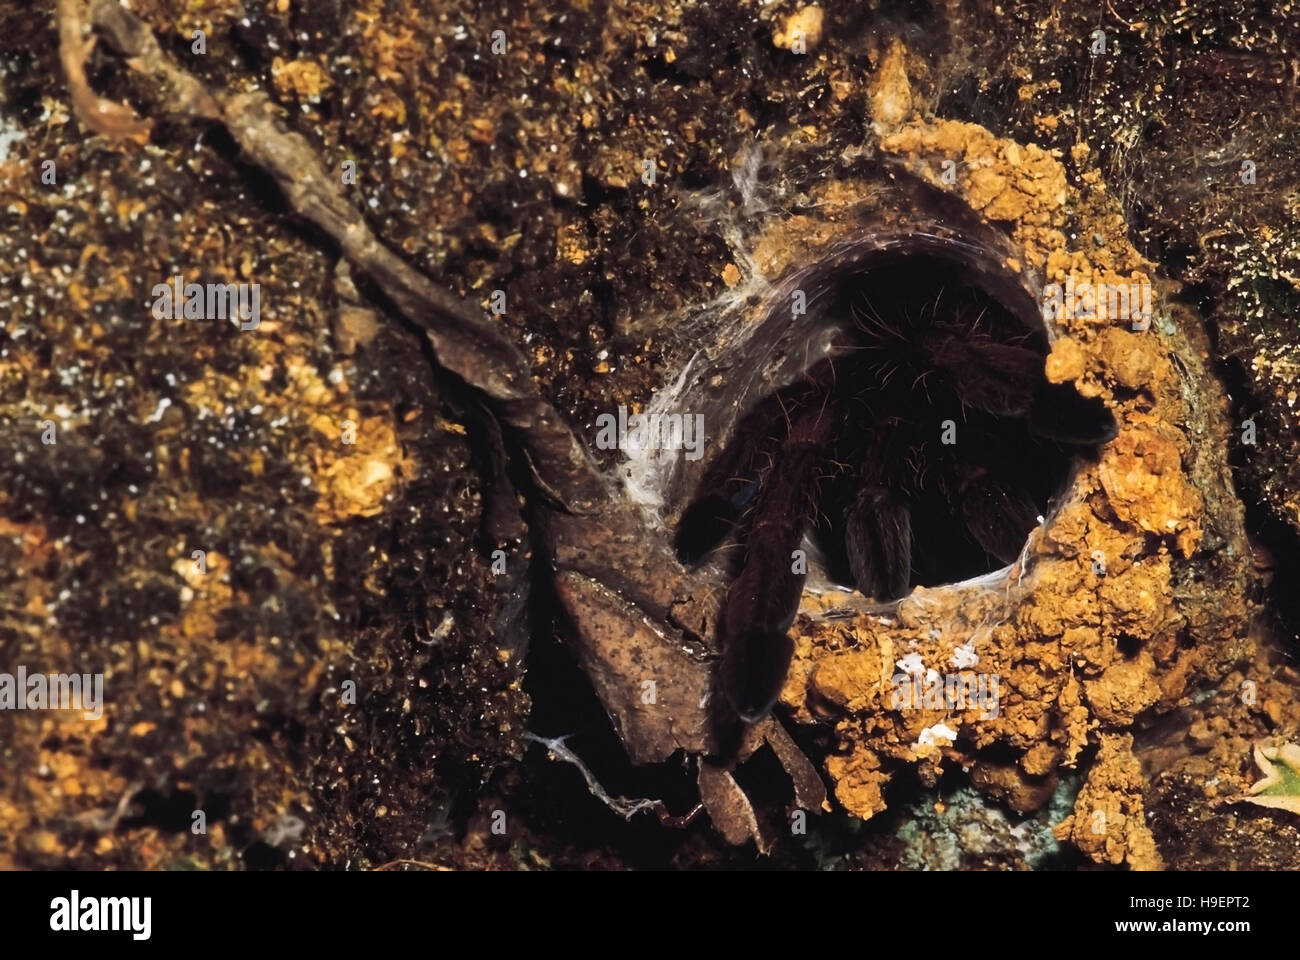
[676,252,1117,598]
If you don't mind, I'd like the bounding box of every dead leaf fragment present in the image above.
[1240,741,1300,815]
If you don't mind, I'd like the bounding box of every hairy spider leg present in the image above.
[674,386,800,564]
[842,424,913,600]
[922,320,1042,417]
[719,393,837,723]
[956,464,1042,564]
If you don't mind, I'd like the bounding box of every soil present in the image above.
[0,0,1297,869]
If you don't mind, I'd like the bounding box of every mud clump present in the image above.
[759,42,1253,869]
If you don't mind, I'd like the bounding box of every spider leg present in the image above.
[674,387,800,564]
[720,395,836,722]
[922,324,1042,416]
[924,317,1117,444]
[958,467,1041,564]
[844,483,912,601]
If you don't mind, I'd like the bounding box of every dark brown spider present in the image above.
[675,262,1118,723]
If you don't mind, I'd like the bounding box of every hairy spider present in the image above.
[675,263,1118,723]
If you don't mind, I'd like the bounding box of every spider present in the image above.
[674,269,1118,723]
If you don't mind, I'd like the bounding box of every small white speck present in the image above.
[146,397,172,423]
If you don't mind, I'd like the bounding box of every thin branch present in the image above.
[75,0,608,513]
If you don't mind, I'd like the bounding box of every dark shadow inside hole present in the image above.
[829,256,1049,355]
[679,250,1113,600]
[807,254,1096,591]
